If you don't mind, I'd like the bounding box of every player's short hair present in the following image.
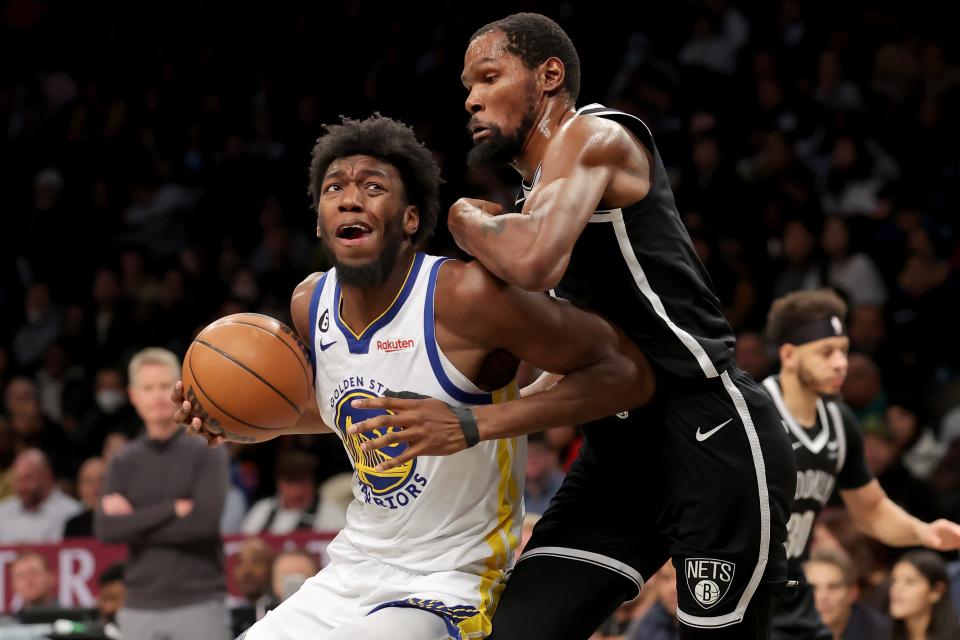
[806,548,856,585]
[307,114,441,246]
[127,347,181,387]
[766,289,847,346]
[471,13,581,102]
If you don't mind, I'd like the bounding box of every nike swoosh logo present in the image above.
[696,418,733,442]
[319,340,337,351]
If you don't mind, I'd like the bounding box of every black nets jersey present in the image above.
[516,103,736,384]
[761,376,872,577]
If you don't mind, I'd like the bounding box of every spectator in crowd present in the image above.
[804,547,890,639]
[75,368,142,457]
[94,347,230,640]
[0,448,81,543]
[3,377,69,475]
[220,480,248,535]
[97,563,126,624]
[11,553,59,616]
[63,456,106,538]
[241,451,344,535]
[888,550,959,639]
[101,431,129,464]
[270,550,318,605]
[627,561,679,640]
[228,538,274,635]
[522,431,565,516]
[735,330,775,381]
[821,216,887,306]
[12,283,60,368]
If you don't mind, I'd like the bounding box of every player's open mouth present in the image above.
[471,125,490,141]
[336,222,374,245]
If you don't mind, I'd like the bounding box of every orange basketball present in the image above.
[182,313,313,443]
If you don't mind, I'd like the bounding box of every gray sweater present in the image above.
[94,429,228,609]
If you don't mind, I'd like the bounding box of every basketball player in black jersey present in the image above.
[762,290,960,640]
[356,12,797,639]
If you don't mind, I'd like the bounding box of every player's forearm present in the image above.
[475,352,651,440]
[457,207,558,291]
[853,499,926,546]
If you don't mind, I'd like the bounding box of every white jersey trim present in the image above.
[606,208,720,378]
[827,401,847,474]
[518,546,644,594]
[762,376,829,454]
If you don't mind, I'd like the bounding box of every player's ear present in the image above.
[403,205,420,237]
[779,343,797,368]
[540,57,565,96]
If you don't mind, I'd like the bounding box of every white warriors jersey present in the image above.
[307,252,526,576]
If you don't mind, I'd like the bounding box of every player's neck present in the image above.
[512,99,576,183]
[339,248,416,334]
[779,371,819,427]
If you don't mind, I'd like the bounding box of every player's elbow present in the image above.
[620,350,656,408]
[512,252,568,292]
[597,348,656,410]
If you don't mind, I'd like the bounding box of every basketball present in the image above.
[182,313,313,443]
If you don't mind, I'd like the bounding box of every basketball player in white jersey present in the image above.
[761,289,960,640]
[174,114,654,640]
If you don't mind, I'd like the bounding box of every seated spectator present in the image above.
[889,550,959,639]
[270,550,318,605]
[101,431,129,464]
[75,368,142,456]
[63,456,106,538]
[242,451,343,534]
[220,482,248,534]
[228,538,274,636]
[804,547,890,639]
[97,563,126,624]
[0,448,81,543]
[627,561,678,640]
[735,330,774,381]
[4,377,69,474]
[523,431,565,516]
[11,553,59,617]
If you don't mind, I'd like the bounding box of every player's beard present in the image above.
[797,359,840,396]
[467,93,538,169]
[324,214,406,288]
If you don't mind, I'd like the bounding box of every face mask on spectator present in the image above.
[97,389,127,413]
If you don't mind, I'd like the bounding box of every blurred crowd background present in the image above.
[1,0,959,638]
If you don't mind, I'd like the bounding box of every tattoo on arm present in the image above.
[481,216,507,236]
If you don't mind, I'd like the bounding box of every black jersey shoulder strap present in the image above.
[825,400,847,474]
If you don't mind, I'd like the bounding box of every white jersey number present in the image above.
[786,510,815,560]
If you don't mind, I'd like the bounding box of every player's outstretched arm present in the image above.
[841,480,960,550]
[173,272,332,445]
[350,260,655,470]
[448,116,649,291]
